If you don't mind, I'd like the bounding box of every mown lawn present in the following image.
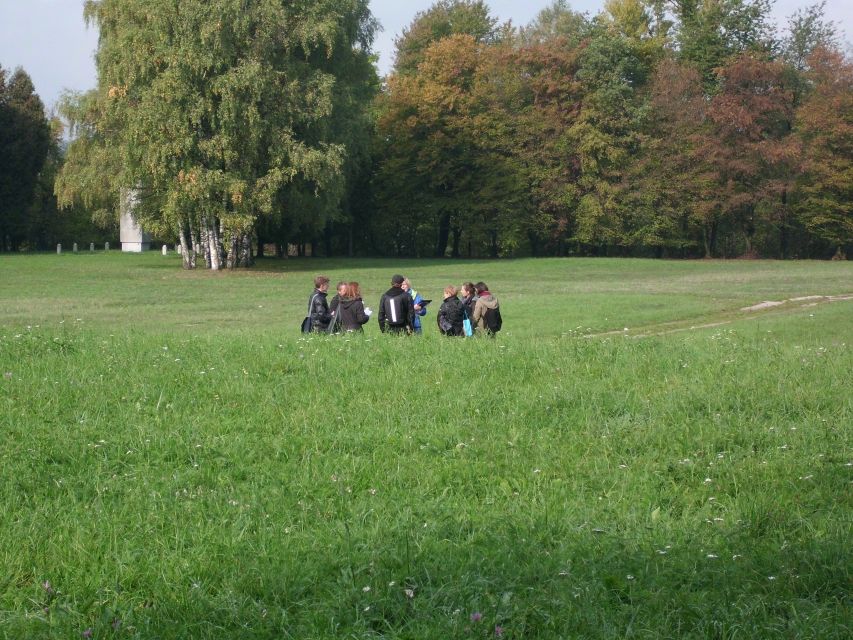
[1,253,851,639]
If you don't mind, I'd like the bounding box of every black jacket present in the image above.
[437,295,465,336]
[308,289,331,332]
[337,297,370,331]
[378,286,414,332]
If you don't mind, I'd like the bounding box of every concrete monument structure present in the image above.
[120,189,151,252]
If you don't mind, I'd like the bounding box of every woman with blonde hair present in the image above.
[401,277,428,334]
[335,281,371,332]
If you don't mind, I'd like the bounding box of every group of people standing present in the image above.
[303,274,501,337]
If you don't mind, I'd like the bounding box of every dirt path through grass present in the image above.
[588,292,853,338]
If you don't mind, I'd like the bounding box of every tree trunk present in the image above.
[206,216,222,270]
[178,223,196,269]
[201,220,212,269]
[324,222,333,257]
[227,234,238,269]
[451,226,461,258]
[779,189,789,259]
[435,212,450,257]
[241,233,253,267]
[528,231,539,257]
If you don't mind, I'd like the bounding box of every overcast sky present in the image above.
[1,0,851,111]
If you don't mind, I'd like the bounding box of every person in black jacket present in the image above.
[378,274,414,334]
[437,285,465,336]
[327,281,348,333]
[308,275,332,333]
[337,282,371,332]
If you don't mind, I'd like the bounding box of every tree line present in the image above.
[1,0,851,264]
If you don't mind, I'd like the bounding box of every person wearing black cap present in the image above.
[378,274,414,334]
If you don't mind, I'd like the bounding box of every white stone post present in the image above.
[162,244,168,256]
[120,188,151,252]
[90,243,95,252]
[73,243,78,253]
[57,244,62,254]
[105,242,110,251]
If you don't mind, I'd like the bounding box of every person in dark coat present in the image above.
[437,285,465,336]
[308,275,332,333]
[327,281,348,333]
[378,274,414,334]
[336,282,371,332]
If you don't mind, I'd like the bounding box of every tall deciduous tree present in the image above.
[794,47,853,258]
[0,66,51,252]
[393,0,500,76]
[783,1,838,72]
[673,0,774,91]
[58,0,375,269]
[569,0,662,253]
[699,54,796,256]
[375,1,521,257]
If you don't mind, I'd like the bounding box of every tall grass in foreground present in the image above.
[1,301,850,638]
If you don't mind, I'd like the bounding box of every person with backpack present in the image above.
[437,285,465,336]
[306,275,332,333]
[378,274,414,334]
[472,281,501,336]
[336,282,372,332]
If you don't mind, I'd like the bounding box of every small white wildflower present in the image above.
[626,574,635,580]
[404,589,414,598]
[362,586,371,592]
[768,576,776,581]
[704,478,713,484]
[706,554,719,559]
[388,581,396,587]
[363,606,370,612]
[533,469,541,474]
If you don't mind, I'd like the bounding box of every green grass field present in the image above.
[1,253,851,639]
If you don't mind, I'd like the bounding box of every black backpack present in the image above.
[484,306,502,333]
[383,291,408,326]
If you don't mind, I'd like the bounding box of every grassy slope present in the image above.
[0,254,851,639]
